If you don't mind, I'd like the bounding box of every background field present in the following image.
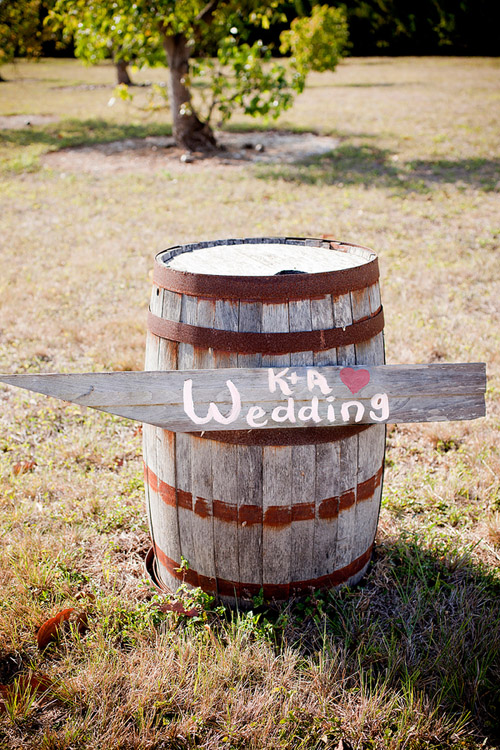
[0,57,499,749]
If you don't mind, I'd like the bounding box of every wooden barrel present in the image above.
[143,237,386,604]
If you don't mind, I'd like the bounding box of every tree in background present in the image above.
[47,1,348,151]
[0,0,49,79]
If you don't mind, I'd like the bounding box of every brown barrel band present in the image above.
[147,306,384,354]
[153,240,379,302]
[144,464,383,525]
[188,424,370,446]
[149,542,373,599]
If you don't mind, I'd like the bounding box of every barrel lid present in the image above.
[153,237,379,301]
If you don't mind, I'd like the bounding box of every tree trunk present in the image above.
[116,60,132,86]
[161,32,217,152]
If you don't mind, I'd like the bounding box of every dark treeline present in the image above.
[295,0,499,56]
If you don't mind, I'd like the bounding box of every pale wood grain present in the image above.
[313,441,340,578]
[143,286,164,583]
[165,242,365,275]
[332,292,356,367]
[189,296,217,588]
[212,298,239,596]
[237,443,263,591]
[0,364,486,430]
[334,432,359,571]
[175,293,196,577]
[351,286,378,366]
[289,298,315,582]
[311,295,337,368]
[355,424,386,555]
[261,302,291,588]
[237,301,263,591]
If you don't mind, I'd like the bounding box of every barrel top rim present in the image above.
[155,237,377,281]
[152,237,380,301]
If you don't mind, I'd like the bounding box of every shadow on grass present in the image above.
[265,533,500,744]
[0,117,172,151]
[256,145,500,193]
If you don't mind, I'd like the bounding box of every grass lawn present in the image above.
[0,56,499,749]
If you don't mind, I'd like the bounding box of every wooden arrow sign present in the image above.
[0,363,486,432]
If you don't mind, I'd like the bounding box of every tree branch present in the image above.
[196,0,221,25]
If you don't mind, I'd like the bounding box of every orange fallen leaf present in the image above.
[37,608,88,650]
[13,460,37,476]
[0,673,53,713]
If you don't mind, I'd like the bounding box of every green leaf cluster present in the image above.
[0,0,49,67]
[47,0,164,66]
[280,4,349,75]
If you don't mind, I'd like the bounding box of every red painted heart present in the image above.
[339,367,370,394]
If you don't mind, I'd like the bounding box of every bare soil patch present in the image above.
[42,130,339,173]
[0,114,60,129]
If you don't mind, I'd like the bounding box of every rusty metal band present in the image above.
[153,246,379,302]
[186,424,370,446]
[147,307,384,354]
[144,464,383,526]
[148,542,373,599]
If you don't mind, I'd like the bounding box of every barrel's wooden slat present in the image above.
[174,294,196,582]
[145,291,183,591]
[333,431,359,570]
[238,302,262,333]
[212,299,240,595]
[189,298,217,591]
[238,301,262,368]
[190,433,216,589]
[352,286,378,366]
[310,295,341,580]
[333,293,356,366]
[341,282,383,569]
[313,441,340,578]
[355,424,386,554]
[289,299,312,361]
[152,431,181,592]
[143,287,162,577]
[261,302,291,589]
[212,439,239,596]
[311,295,337,367]
[155,289,183,586]
[289,299,315,582]
[162,290,183,325]
[237,444,263,592]
[237,301,263,590]
[368,283,385,365]
[262,445,292,589]
[261,303,289,364]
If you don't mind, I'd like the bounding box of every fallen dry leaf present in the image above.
[12,460,37,476]
[0,673,53,713]
[37,608,88,650]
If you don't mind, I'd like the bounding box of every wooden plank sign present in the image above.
[0,363,486,432]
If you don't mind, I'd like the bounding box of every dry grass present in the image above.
[0,56,499,749]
